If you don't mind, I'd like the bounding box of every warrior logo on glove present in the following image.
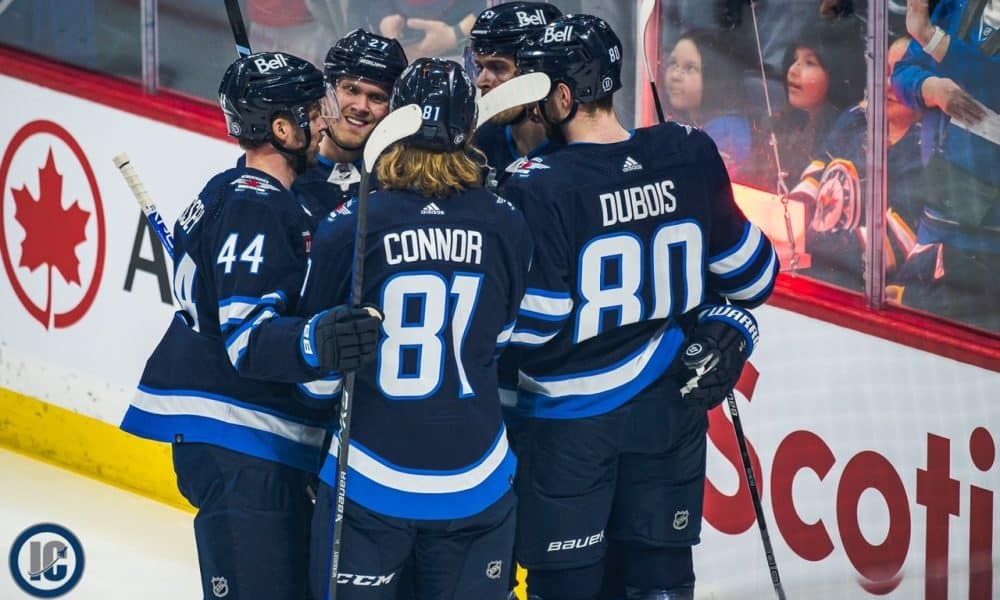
[675,304,758,410]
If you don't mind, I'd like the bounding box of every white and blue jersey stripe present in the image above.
[300,186,534,520]
[500,123,777,419]
[121,165,343,472]
[319,426,516,520]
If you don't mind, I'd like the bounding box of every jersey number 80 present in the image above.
[576,221,704,342]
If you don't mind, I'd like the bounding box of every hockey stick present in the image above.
[223,0,252,57]
[327,103,423,600]
[475,72,552,129]
[639,0,666,124]
[725,391,787,600]
[112,153,175,259]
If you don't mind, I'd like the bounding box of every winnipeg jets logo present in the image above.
[327,163,361,190]
[420,202,445,215]
[673,510,689,530]
[511,157,550,177]
[621,156,642,172]
[231,175,279,195]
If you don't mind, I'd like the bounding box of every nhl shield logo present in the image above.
[673,510,689,530]
[211,576,229,597]
[486,560,503,580]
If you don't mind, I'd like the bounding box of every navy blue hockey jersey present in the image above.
[473,121,561,190]
[300,187,533,520]
[501,123,778,419]
[293,154,375,230]
[121,165,341,473]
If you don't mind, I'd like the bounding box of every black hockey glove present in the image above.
[315,304,382,373]
[676,305,759,410]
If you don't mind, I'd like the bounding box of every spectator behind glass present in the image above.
[663,28,760,181]
[745,18,866,192]
[788,36,925,292]
[891,0,1000,332]
[361,0,483,62]
[247,0,340,66]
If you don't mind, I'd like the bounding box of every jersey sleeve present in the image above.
[211,197,331,382]
[496,201,535,353]
[502,180,574,348]
[699,133,779,308]
[294,207,357,408]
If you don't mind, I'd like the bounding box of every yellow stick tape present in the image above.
[0,387,193,512]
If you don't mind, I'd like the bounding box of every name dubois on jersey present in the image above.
[384,228,483,265]
[599,179,677,227]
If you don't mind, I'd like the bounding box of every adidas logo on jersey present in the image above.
[621,156,643,172]
[420,202,445,215]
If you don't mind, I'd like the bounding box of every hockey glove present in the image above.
[315,304,383,373]
[676,305,759,410]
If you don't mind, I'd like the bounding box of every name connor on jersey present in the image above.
[384,228,483,265]
[600,179,677,227]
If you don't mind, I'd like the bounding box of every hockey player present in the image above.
[467,1,564,189]
[119,52,383,600]
[501,15,778,599]
[294,29,408,226]
[302,58,534,600]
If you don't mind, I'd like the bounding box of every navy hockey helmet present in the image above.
[469,2,564,58]
[324,29,409,88]
[517,14,623,104]
[218,51,325,143]
[391,58,477,152]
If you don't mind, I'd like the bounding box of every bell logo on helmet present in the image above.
[542,25,573,44]
[601,77,614,92]
[253,53,289,73]
[516,9,549,27]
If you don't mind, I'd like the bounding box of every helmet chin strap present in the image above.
[329,131,364,153]
[537,93,578,128]
[270,125,313,175]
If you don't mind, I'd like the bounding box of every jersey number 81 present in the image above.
[378,272,482,400]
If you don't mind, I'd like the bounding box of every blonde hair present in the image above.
[376,143,484,197]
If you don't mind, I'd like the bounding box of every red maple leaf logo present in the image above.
[11,148,90,285]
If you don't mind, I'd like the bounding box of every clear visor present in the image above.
[463,45,481,80]
[321,82,342,125]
